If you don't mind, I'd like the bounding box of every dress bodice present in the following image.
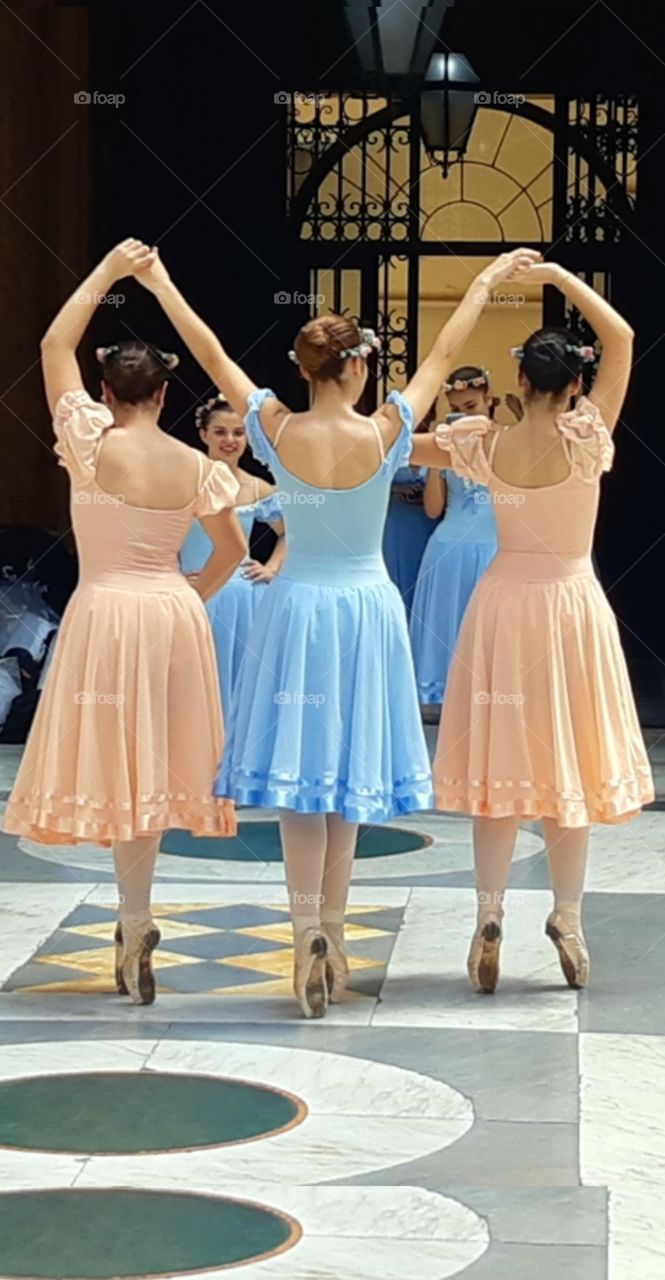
[245,389,414,586]
[438,469,497,542]
[53,391,238,592]
[434,397,614,577]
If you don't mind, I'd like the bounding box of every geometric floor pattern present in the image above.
[3,902,401,1000]
[1,729,664,1278]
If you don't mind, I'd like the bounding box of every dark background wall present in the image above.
[1,0,665,715]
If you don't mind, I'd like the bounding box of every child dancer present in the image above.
[179,396,284,721]
[409,263,654,993]
[2,241,246,1005]
[410,368,498,705]
[382,406,437,616]
[136,241,538,1017]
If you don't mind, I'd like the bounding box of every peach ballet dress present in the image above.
[3,390,238,846]
[433,396,654,827]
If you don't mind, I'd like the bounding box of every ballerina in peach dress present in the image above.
[410,260,654,994]
[3,240,246,1005]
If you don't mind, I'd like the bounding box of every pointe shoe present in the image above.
[120,917,161,1006]
[293,927,329,1019]
[467,908,504,994]
[322,924,350,1004]
[545,911,589,989]
[114,922,129,995]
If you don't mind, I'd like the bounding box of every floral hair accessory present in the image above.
[287,349,298,364]
[510,343,596,363]
[194,393,229,429]
[444,369,490,392]
[338,327,382,360]
[95,345,120,363]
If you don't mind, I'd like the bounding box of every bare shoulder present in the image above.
[373,401,404,451]
[258,395,291,440]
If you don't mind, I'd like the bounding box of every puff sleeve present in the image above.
[194,460,240,517]
[433,415,493,484]
[556,396,614,481]
[53,390,115,486]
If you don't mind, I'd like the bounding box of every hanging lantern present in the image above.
[420,51,481,175]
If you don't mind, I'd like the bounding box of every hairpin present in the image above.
[154,348,180,371]
[444,370,490,392]
[95,344,120,364]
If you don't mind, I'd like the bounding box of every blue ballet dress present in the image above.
[382,466,436,616]
[410,469,497,704]
[179,489,283,722]
[215,389,433,823]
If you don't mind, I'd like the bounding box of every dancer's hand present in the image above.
[101,239,156,283]
[134,245,172,294]
[519,261,566,287]
[480,248,542,288]
[242,559,275,583]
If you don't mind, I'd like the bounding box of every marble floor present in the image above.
[1,735,664,1279]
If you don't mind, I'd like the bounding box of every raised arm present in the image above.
[136,248,275,423]
[41,239,155,415]
[398,249,541,425]
[522,263,633,432]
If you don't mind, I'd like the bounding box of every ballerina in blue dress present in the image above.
[179,396,284,722]
[410,367,514,705]
[382,405,438,616]
[139,243,538,1018]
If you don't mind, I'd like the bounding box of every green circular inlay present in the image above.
[0,1072,303,1154]
[161,820,429,862]
[0,1189,298,1278]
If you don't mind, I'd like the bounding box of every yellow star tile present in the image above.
[68,920,218,943]
[236,923,389,945]
[208,977,365,999]
[35,948,200,974]
[19,978,179,995]
[219,949,381,978]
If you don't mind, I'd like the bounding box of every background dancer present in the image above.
[180,395,284,721]
[409,263,654,994]
[382,405,438,617]
[410,368,498,706]
[137,242,538,1018]
[2,240,246,1005]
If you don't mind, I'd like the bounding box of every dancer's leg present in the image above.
[320,814,358,1001]
[278,810,327,927]
[468,816,520,993]
[541,817,590,988]
[473,815,520,910]
[112,835,161,1004]
[321,813,358,937]
[279,809,329,1017]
